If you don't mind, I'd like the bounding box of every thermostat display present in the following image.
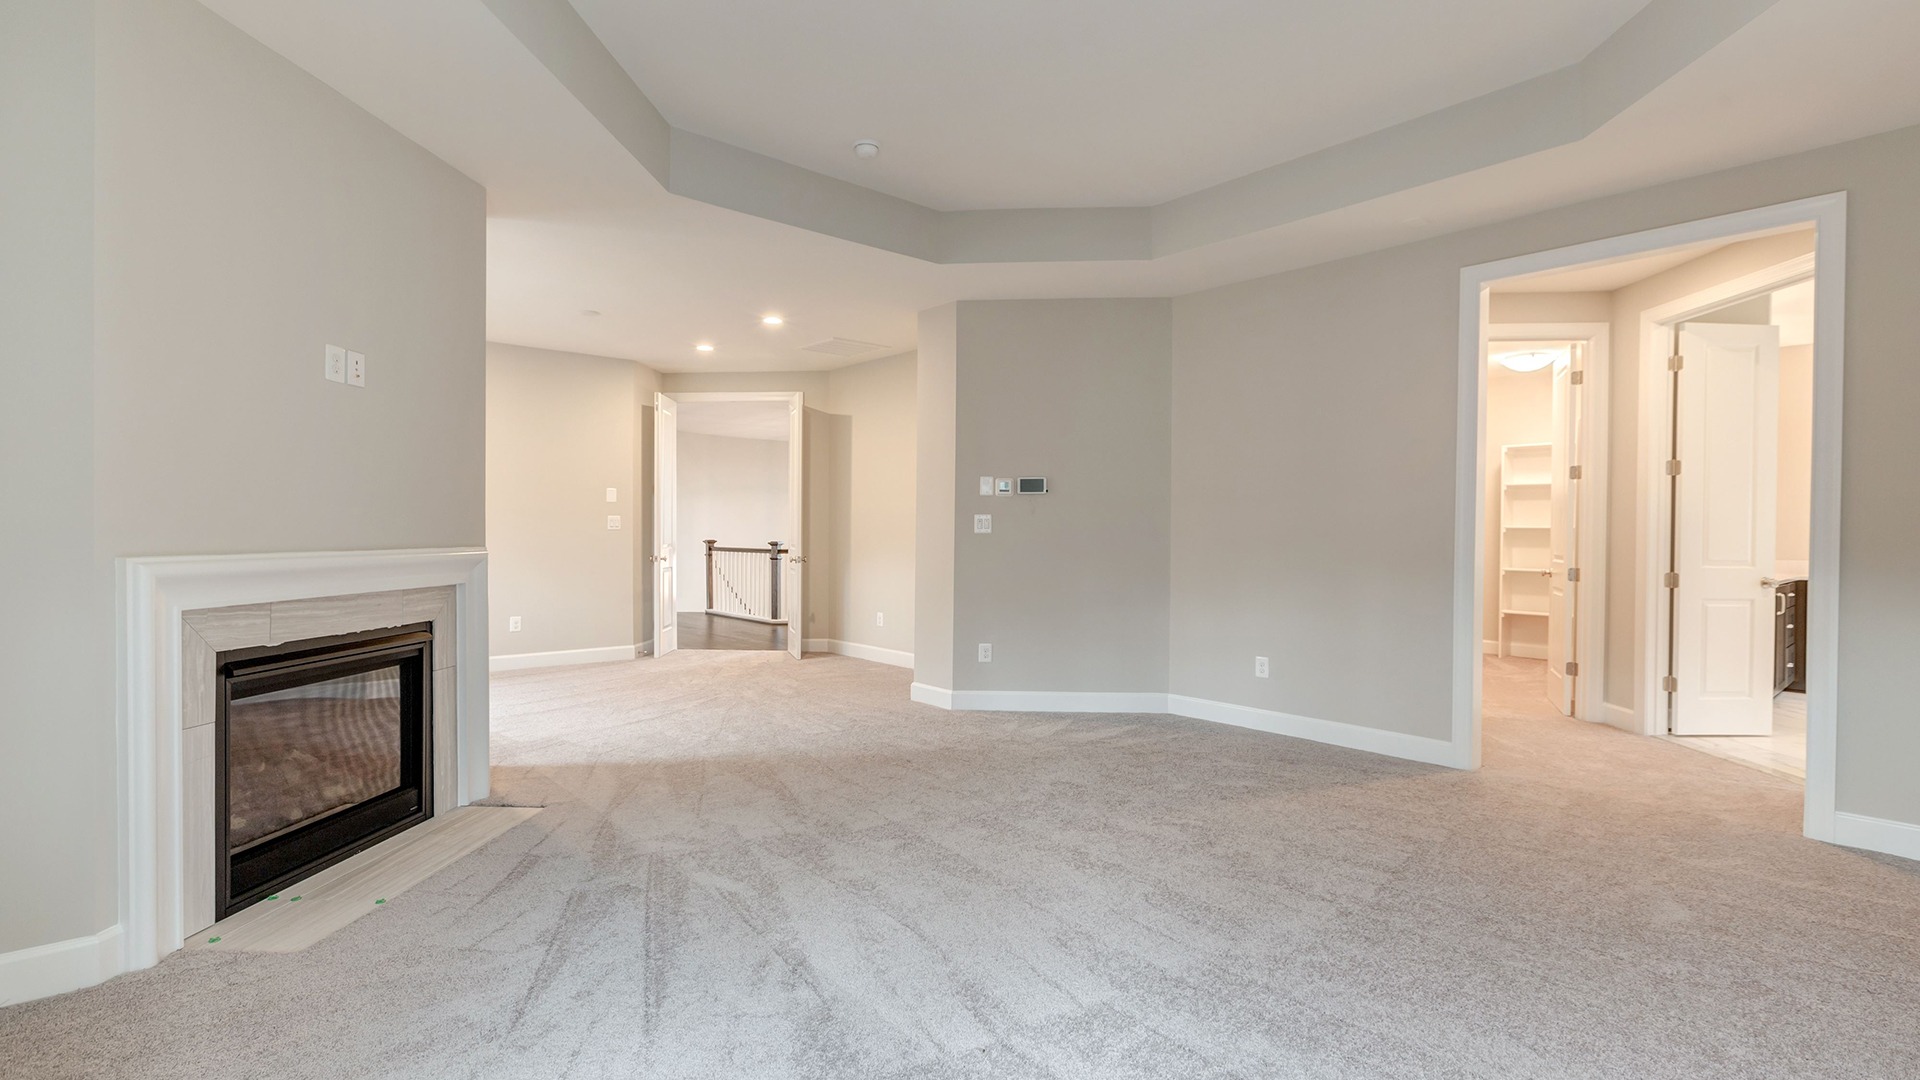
[1017,477,1048,494]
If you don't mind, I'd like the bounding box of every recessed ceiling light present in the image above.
[695,343,715,353]
[761,315,784,326]
[852,140,879,160]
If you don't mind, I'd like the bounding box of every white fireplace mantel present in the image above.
[110,549,490,982]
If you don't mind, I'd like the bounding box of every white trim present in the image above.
[803,638,915,668]
[489,644,639,672]
[115,548,489,998]
[1601,702,1639,733]
[1488,321,1610,724]
[909,682,954,709]
[1169,696,1466,769]
[1455,192,1847,850]
[0,927,125,1008]
[1832,813,1920,864]
[1482,638,1499,655]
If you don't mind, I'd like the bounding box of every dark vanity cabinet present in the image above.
[1774,578,1806,694]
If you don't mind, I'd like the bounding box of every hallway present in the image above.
[675,611,788,652]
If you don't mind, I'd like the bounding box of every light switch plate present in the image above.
[324,345,347,383]
[607,515,622,530]
[605,487,618,503]
[979,476,994,496]
[973,514,992,533]
[346,350,366,387]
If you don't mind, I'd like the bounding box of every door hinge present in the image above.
[1564,661,1580,677]
[1567,567,1581,583]
[1665,459,1683,476]
[1568,464,1583,480]
[1570,370,1586,385]
[1664,571,1680,589]
[1662,675,1679,693]
[1669,354,1685,372]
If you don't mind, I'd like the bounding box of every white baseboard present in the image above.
[489,644,638,672]
[803,638,914,669]
[945,689,1171,713]
[1600,702,1639,733]
[909,682,953,709]
[0,925,123,1007]
[1482,639,1499,655]
[1505,642,1548,661]
[909,685,1464,769]
[1832,812,1920,864]
[1168,695,1466,768]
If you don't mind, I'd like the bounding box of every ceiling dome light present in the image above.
[761,315,784,326]
[695,343,715,353]
[1493,348,1564,373]
[852,140,879,160]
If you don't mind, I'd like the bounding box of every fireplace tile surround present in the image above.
[178,588,460,936]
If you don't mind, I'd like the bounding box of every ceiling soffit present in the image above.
[477,0,1780,265]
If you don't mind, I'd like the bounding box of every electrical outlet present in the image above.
[978,643,992,663]
[508,616,522,632]
[1254,656,1270,678]
[974,514,992,534]
[324,345,347,383]
[875,612,885,627]
[345,350,366,387]
[607,515,622,530]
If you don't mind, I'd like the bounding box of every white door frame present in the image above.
[662,391,806,653]
[1453,192,1847,847]
[1487,322,1611,727]
[1636,253,1815,741]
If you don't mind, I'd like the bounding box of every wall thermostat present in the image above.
[994,478,1014,496]
[1017,477,1048,494]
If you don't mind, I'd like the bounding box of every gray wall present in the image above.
[950,300,1173,693]
[0,0,486,957]
[825,353,919,656]
[1169,123,1920,827]
[915,308,959,690]
[487,344,640,656]
[1,0,108,957]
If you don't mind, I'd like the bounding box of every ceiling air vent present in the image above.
[800,337,889,358]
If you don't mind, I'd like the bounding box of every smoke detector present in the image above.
[852,140,879,160]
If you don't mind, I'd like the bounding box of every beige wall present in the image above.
[1778,344,1813,565]
[826,353,919,656]
[0,0,486,957]
[1170,125,1920,827]
[949,300,1172,693]
[675,432,790,612]
[487,344,642,656]
[1482,368,1554,646]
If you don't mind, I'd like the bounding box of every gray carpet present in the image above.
[4,652,1918,1079]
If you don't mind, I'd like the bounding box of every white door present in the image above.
[1545,347,1580,716]
[652,393,678,657]
[1669,323,1780,735]
[784,395,804,660]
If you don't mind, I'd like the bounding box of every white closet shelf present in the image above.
[1501,608,1549,618]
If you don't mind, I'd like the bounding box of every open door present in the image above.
[1668,323,1780,735]
[785,395,804,659]
[1544,346,1581,716]
[652,392,678,657]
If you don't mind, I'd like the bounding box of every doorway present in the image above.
[651,392,806,659]
[1453,194,1847,844]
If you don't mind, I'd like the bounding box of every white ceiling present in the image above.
[674,401,791,442]
[567,0,1652,210]
[196,0,1920,373]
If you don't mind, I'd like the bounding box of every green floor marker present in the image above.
[266,894,278,900]
[374,899,386,905]
[208,937,221,944]
[288,896,302,902]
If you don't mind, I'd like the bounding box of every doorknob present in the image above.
[1760,577,1782,589]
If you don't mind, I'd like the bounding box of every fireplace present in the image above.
[216,623,435,918]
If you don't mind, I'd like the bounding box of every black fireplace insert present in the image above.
[215,623,434,918]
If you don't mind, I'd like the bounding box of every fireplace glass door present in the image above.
[216,625,433,917]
